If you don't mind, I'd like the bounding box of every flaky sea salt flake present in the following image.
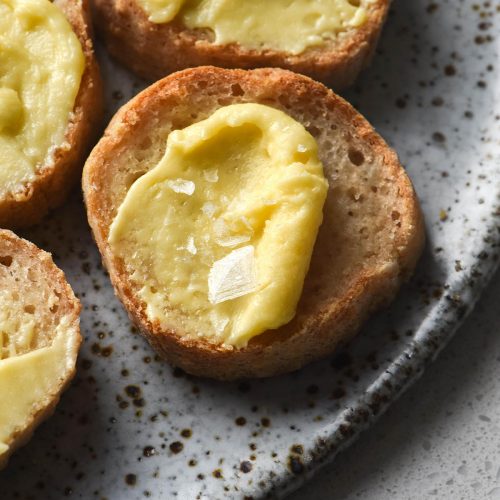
[216,234,251,248]
[213,217,252,247]
[213,218,228,237]
[166,178,195,195]
[202,202,217,217]
[203,169,219,183]
[186,236,197,255]
[208,246,257,304]
[239,216,253,233]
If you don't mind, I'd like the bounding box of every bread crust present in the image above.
[0,230,81,469]
[83,67,425,380]
[91,0,389,87]
[0,0,103,229]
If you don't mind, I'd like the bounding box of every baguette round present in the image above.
[83,66,425,380]
[0,0,103,229]
[91,0,389,87]
[0,230,81,469]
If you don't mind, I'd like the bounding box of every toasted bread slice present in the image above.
[83,67,424,380]
[91,0,389,87]
[0,230,81,469]
[0,0,103,229]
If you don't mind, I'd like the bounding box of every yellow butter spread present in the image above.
[0,0,84,197]
[137,0,368,55]
[109,103,328,347]
[0,313,76,456]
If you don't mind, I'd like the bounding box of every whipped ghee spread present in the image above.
[0,0,84,197]
[0,295,76,456]
[137,0,368,55]
[109,103,328,347]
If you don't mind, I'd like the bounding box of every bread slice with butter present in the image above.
[0,0,103,229]
[91,0,389,88]
[83,66,424,380]
[0,230,81,469]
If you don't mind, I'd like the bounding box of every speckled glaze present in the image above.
[1,1,499,498]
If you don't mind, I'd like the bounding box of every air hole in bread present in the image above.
[230,83,245,96]
[391,211,401,221]
[50,304,59,314]
[348,148,364,166]
[138,136,152,150]
[278,95,290,107]
[0,255,13,267]
[24,305,35,314]
[197,81,208,89]
[359,227,368,238]
[125,171,145,189]
[307,125,321,137]
[150,286,158,294]
[1,332,10,350]
[371,186,378,193]
[348,0,361,6]
[323,140,333,151]
[132,151,149,162]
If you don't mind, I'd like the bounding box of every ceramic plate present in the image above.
[1,1,499,498]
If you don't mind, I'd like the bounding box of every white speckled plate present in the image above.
[2,1,499,498]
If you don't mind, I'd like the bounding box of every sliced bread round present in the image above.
[83,66,424,380]
[0,0,103,229]
[91,0,389,87]
[0,230,81,469]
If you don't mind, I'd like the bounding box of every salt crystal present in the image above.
[297,144,308,153]
[186,236,197,255]
[216,234,251,248]
[213,217,252,248]
[208,246,257,304]
[166,178,195,195]
[213,218,228,237]
[239,216,253,233]
[202,202,217,217]
[203,169,219,183]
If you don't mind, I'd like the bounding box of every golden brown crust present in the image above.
[91,0,389,87]
[0,229,81,469]
[83,67,425,380]
[0,0,104,229]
